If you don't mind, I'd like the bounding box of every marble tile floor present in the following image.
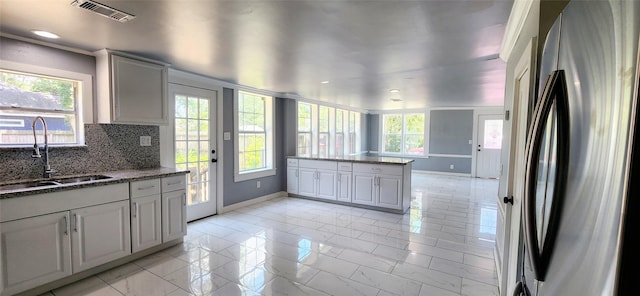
[39,173,500,296]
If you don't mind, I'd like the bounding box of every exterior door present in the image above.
[171,85,218,222]
[476,114,503,178]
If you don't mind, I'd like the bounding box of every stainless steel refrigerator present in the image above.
[513,1,640,295]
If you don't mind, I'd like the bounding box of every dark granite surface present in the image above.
[0,124,160,182]
[288,155,414,165]
[0,167,189,199]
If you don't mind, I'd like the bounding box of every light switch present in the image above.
[140,136,151,146]
[468,139,473,145]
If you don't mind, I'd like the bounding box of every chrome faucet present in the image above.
[31,116,56,178]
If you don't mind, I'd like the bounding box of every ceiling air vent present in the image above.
[71,0,135,23]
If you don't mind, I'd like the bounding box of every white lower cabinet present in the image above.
[162,190,187,242]
[0,212,72,296]
[298,168,317,196]
[336,172,352,202]
[287,167,299,194]
[71,200,131,273]
[297,160,338,200]
[353,173,376,206]
[376,175,402,209]
[131,194,162,252]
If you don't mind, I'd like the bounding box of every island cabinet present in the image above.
[352,164,403,210]
[95,49,169,125]
[298,160,338,200]
[287,157,412,213]
[286,159,299,194]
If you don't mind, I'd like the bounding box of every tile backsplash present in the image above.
[0,124,160,181]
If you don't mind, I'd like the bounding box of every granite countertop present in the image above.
[0,167,190,199]
[288,155,414,165]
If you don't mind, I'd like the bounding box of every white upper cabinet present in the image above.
[95,49,169,125]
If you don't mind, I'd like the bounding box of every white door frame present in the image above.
[500,38,536,296]
[161,69,224,221]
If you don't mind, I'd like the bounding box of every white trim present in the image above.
[0,59,92,146]
[428,154,473,159]
[412,170,472,177]
[219,191,287,214]
[292,97,368,114]
[499,0,538,61]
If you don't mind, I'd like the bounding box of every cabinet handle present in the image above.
[73,213,78,232]
[63,215,68,235]
[183,193,187,206]
[137,185,155,190]
[132,202,137,218]
[167,181,182,185]
[337,174,341,183]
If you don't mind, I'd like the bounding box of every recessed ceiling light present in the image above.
[32,30,59,39]
[321,81,330,84]
[389,89,400,93]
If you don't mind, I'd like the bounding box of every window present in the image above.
[235,90,275,181]
[382,113,425,155]
[0,68,86,146]
[296,101,361,157]
[335,109,345,157]
[297,102,312,157]
[318,106,332,158]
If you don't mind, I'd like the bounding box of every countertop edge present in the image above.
[287,156,415,165]
[0,168,190,199]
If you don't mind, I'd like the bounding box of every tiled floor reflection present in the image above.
[43,173,499,296]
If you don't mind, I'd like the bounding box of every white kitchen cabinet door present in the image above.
[287,167,299,194]
[336,172,352,202]
[353,173,376,206]
[377,175,403,209]
[131,194,162,253]
[162,190,187,242]
[0,212,71,296]
[316,170,337,200]
[71,200,131,273]
[298,168,317,197]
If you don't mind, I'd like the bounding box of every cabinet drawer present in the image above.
[162,175,186,193]
[130,179,161,198]
[299,160,337,170]
[337,162,352,172]
[287,158,299,166]
[353,163,403,176]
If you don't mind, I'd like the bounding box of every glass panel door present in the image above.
[171,85,217,221]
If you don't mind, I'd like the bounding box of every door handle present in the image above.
[211,158,217,163]
[211,149,216,154]
[503,196,514,205]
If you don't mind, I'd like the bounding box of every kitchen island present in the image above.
[286,156,413,213]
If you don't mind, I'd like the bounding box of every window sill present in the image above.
[234,168,277,182]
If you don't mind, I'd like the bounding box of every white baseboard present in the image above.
[412,169,472,177]
[219,191,288,214]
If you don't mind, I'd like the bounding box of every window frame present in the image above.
[296,101,362,158]
[380,111,427,157]
[0,60,92,147]
[233,89,276,182]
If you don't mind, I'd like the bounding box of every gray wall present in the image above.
[367,110,474,174]
[429,110,473,155]
[0,37,96,80]
[222,88,286,206]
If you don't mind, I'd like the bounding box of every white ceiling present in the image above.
[0,0,513,111]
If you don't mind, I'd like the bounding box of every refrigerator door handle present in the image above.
[523,69,570,282]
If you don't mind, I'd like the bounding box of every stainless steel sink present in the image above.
[0,180,61,191]
[0,175,113,191]
[54,175,113,184]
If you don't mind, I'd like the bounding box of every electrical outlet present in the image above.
[257,181,261,188]
[450,164,454,169]
[140,136,151,146]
